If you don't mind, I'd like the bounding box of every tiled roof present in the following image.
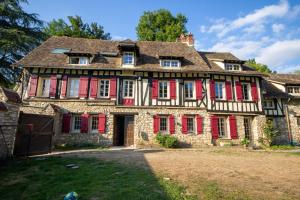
[268,74,300,85]
[262,80,290,98]
[1,87,22,104]
[0,102,8,112]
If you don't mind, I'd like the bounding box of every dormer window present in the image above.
[225,63,240,71]
[122,52,134,65]
[69,57,89,65]
[287,86,300,94]
[161,60,180,67]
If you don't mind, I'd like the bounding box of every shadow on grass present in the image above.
[0,149,196,200]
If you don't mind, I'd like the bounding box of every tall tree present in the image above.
[0,0,44,87]
[44,16,111,40]
[246,59,274,74]
[136,9,188,42]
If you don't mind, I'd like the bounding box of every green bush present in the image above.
[259,119,279,147]
[240,138,250,146]
[155,133,178,148]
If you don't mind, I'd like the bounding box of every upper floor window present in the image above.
[40,78,50,97]
[123,52,134,65]
[215,82,225,100]
[242,83,251,101]
[287,86,300,94]
[159,81,168,99]
[225,63,240,71]
[184,81,194,99]
[99,80,110,98]
[264,100,275,109]
[218,117,227,138]
[68,78,79,97]
[69,57,89,65]
[123,80,134,98]
[161,60,180,67]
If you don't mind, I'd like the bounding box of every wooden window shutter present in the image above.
[79,77,89,98]
[110,78,117,98]
[90,78,98,98]
[196,115,203,134]
[229,115,238,139]
[80,113,89,133]
[235,81,243,101]
[170,80,176,99]
[98,113,106,134]
[251,82,258,102]
[169,115,175,134]
[62,113,71,133]
[49,75,57,98]
[61,76,68,97]
[195,80,203,100]
[210,116,219,139]
[225,81,232,100]
[152,79,158,99]
[209,80,216,100]
[28,75,38,97]
[181,115,188,134]
[153,115,159,134]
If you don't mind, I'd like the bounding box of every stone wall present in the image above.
[288,99,300,144]
[273,117,290,144]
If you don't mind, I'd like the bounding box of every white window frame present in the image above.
[98,79,110,98]
[287,86,300,94]
[160,59,181,68]
[225,63,240,71]
[89,115,98,133]
[215,82,225,100]
[39,77,51,97]
[159,81,169,99]
[122,52,134,65]
[218,117,227,138]
[184,81,195,99]
[69,57,89,65]
[264,100,275,109]
[187,116,195,133]
[123,80,134,98]
[72,115,81,133]
[159,116,168,133]
[68,78,80,98]
[241,83,251,101]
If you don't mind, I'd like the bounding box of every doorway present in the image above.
[113,115,134,146]
[244,117,252,141]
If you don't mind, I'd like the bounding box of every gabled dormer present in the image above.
[118,39,139,67]
[64,52,92,65]
[159,56,183,68]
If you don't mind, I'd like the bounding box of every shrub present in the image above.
[240,138,250,146]
[155,133,178,148]
[259,119,279,147]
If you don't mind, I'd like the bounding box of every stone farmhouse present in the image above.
[13,34,300,147]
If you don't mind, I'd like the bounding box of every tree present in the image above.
[44,16,111,40]
[136,9,188,42]
[0,0,44,87]
[245,59,273,74]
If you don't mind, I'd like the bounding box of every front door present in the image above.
[124,116,134,146]
[244,117,252,141]
[113,115,134,146]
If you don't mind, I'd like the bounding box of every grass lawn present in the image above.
[0,157,195,200]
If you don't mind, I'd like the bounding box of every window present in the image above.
[187,117,194,133]
[184,82,194,99]
[90,116,98,133]
[215,82,224,100]
[123,52,134,65]
[159,117,168,132]
[264,100,275,109]
[218,117,227,137]
[69,57,89,65]
[161,60,180,67]
[225,63,240,71]
[159,81,168,99]
[297,117,300,127]
[51,48,70,54]
[244,118,252,140]
[41,78,50,97]
[242,83,250,100]
[99,80,110,98]
[123,80,134,98]
[69,78,79,97]
[287,86,300,94]
[73,115,81,132]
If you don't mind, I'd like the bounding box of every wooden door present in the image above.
[124,116,134,146]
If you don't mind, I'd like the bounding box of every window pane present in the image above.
[242,84,249,100]
[70,57,79,64]
[99,80,109,97]
[215,82,223,99]
[69,79,79,97]
[91,116,98,130]
[123,53,133,65]
[160,117,167,132]
[42,79,50,97]
[159,82,168,98]
[79,57,88,64]
[123,80,134,97]
[74,116,81,131]
[185,82,193,98]
[187,117,194,132]
[218,118,226,137]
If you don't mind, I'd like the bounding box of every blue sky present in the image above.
[23,0,300,72]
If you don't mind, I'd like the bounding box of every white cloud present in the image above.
[243,23,265,34]
[200,25,206,33]
[272,23,285,33]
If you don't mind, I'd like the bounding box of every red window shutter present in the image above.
[49,75,57,97]
[235,81,243,101]
[229,115,238,139]
[153,115,159,134]
[209,80,216,100]
[169,115,175,134]
[98,113,106,134]
[62,113,71,133]
[225,81,232,101]
[80,113,89,133]
[196,115,203,134]
[251,82,258,102]
[170,80,176,99]
[195,80,203,100]
[28,75,38,97]
[152,79,158,99]
[90,78,98,98]
[211,116,219,139]
[110,78,117,98]
[79,77,89,98]
[61,76,68,97]
[181,115,188,134]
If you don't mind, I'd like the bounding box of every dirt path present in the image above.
[55,147,300,200]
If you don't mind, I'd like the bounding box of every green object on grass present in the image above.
[64,192,78,200]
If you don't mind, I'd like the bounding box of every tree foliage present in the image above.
[0,0,44,87]
[44,15,111,40]
[245,59,274,74]
[136,9,188,42]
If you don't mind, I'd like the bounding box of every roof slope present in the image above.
[268,74,300,85]
[262,80,290,98]
[1,87,22,104]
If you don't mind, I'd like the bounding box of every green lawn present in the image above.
[0,157,195,200]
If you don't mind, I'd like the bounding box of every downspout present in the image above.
[285,98,292,144]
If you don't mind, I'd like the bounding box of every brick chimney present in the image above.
[176,32,194,47]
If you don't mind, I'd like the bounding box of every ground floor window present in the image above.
[187,117,194,133]
[159,116,168,132]
[244,117,252,140]
[72,115,81,132]
[218,117,226,137]
[90,115,99,133]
